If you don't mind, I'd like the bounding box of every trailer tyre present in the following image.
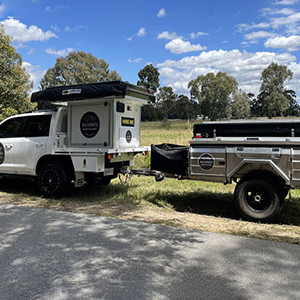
[38,161,71,198]
[234,178,280,221]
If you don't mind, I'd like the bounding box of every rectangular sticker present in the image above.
[62,89,82,96]
[121,117,135,127]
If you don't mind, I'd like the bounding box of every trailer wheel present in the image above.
[234,179,280,221]
[38,161,71,198]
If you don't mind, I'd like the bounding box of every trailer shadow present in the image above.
[146,189,240,220]
[146,189,300,226]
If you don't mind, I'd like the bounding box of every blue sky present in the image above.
[1,0,300,98]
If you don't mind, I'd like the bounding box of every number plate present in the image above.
[104,168,114,176]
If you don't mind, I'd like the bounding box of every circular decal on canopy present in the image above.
[126,130,132,143]
[0,143,4,165]
[80,112,100,138]
[199,153,214,170]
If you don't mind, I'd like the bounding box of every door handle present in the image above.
[5,144,13,150]
[35,143,44,148]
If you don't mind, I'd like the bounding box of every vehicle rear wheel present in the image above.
[38,161,72,198]
[234,178,280,221]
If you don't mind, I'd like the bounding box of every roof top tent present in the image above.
[31,81,155,105]
[193,119,300,139]
[31,81,154,152]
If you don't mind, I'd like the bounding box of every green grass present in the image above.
[140,120,196,146]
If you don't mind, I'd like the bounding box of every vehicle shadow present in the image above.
[0,176,136,200]
[146,189,240,219]
[0,176,39,196]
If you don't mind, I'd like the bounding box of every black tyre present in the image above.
[38,161,72,198]
[234,179,280,221]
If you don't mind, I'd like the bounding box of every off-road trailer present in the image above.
[130,119,300,221]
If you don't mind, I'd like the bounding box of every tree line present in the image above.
[0,24,298,122]
[138,63,299,121]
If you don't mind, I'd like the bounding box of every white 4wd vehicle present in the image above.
[0,81,152,197]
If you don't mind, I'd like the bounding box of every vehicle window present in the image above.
[23,115,52,137]
[0,117,24,138]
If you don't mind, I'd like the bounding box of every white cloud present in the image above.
[0,4,5,17]
[46,47,74,56]
[157,8,166,18]
[1,17,57,42]
[157,49,298,95]
[64,25,88,32]
[237,22,270,32]
[275,0,299,5]
[190,32,208,39]
[22,62,46,91]
[45,5,66,12]
[27,48,35,55]
[137,27,146,37]
[265,35,300,51]
[128,58,143,63]
[239,12,300,34]
[165,38,207,54]
[270,12,300,29]
[261,7,295,16]
[51,25,60,32]
[157,31,181,40]
[244,31,277,40]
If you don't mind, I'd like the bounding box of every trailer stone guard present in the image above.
[0,80,296,221]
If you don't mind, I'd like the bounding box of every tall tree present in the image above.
[0,25,33,117]
[156,86,176,119]
[137,64,160,92]
[39,51,121,89]
[231,89,251,119]
[283,89,300,116]
[188,72,238,120]
[257,62,295,118]
[173,95,199,120]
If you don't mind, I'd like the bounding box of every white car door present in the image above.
[0,116,25,174]
[13,115,51,175]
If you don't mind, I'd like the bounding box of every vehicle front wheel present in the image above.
[38,161,72,198]
[234,178,281,221]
